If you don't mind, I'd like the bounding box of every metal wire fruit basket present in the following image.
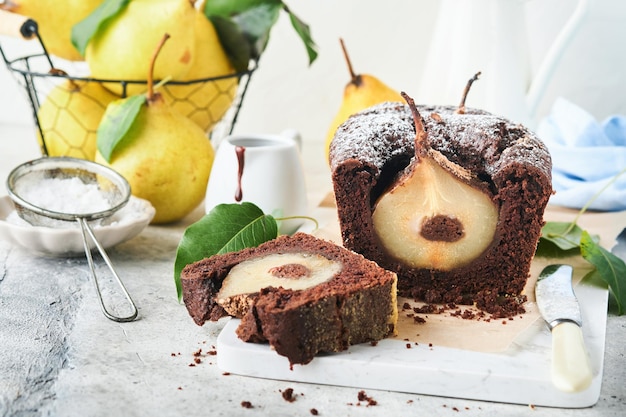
[0,19,256,159]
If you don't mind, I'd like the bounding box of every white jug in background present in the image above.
[418,0,589,128]
[205,129,307,235]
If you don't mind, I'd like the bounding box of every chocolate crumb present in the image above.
[406,343,412,349]
[310,408,319,415]
[222,372,231,376]
[357,390,377,406]
[241,401,253,409]
[193,349,202,357]
[281,388,296,402]
[207,350,217,356]
[194,357,202,364]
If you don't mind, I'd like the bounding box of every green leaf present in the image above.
[540,221,585,250]
[209,16,252,73]
[96,95,145,163]
[580,231,626,315]
[285,6,318,65]
[235,3,282,60]
[71,0,130,56]
[204,0,318,69]
[174,202,278,301]
[204,0,280,17]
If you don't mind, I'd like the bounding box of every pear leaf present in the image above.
[285,6,318,65]
[580,231,626,315]
[204,0,317,69]
[97,94,145,162]
[234,3,282,60]
[539,221,586,250]
[208,16,252,73]
[174,202,278,301]
[71,0,130,56]
[203,0,279,16]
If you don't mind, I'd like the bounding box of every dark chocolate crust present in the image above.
[181,232,397,365]
[329,102,553,316]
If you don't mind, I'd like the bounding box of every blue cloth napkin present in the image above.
[537,98,626,211]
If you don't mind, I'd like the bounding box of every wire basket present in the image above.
[0,26,256,159]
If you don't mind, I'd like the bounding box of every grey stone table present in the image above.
[1,125,625,416]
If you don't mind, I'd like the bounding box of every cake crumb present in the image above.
[529,404,536,410]
[222,372,231,376]
[357,390,377,406]
[281,388,296,402]
[241,401,254,409]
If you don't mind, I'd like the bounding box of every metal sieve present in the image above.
[6,157,138,322]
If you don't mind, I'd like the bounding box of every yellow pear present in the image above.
[161,10,238,133]
[325,39,403,161]
[85,0,196,96]
[95,34,214,224]
[37,79,119,160]
[7,0,102,61]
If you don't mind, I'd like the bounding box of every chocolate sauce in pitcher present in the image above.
[234,145,246,202]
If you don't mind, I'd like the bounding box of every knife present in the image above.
[535,264,592,392]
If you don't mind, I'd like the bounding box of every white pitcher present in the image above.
[418,0,589,128]
[205,129,308,234]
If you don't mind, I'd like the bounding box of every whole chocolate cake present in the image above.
[181,232,398,365]
[329,100,552,316]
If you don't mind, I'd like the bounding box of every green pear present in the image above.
[85,0,196,96]
[37,79,119,160]
[325,38,403,161]
[8,0,102,61]
[161,10,238,133]
[95,34,214,224]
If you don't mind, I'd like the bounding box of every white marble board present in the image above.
[217,280,607,408]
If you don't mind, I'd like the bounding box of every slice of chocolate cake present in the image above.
[181,232,398,365]
[329,99,552,317]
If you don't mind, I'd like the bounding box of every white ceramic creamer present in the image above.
[205,129,307,234]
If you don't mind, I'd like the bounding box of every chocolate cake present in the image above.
[181,232,398,365]
[329,101,552,316]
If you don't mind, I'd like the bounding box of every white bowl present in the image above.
[0,195,155,256]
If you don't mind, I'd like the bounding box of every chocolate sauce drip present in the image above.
[235,145,245,202]
[420,215,464,242]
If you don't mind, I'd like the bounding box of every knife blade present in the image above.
[535,264,592,392]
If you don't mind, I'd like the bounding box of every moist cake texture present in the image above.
[329,102,553,316]
[181,232,398,365]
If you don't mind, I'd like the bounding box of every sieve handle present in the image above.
[77,217,138,323]
[0,9,38,39]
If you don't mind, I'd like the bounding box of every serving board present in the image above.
[217,205,616,408]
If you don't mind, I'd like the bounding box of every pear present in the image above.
[161,10,238,133]
[37,79,119,160]
[85,0,196,97]
[95,34,214,224]
[371,92,498,271]
[7,0,101,61]
[325,38,403,161]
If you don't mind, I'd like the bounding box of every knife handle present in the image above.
[551,321,593,392]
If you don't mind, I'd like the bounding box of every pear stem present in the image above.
[401,91,427,159]
[456,71,481,114]
[147,33,171,101]
[339,38,359,85]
